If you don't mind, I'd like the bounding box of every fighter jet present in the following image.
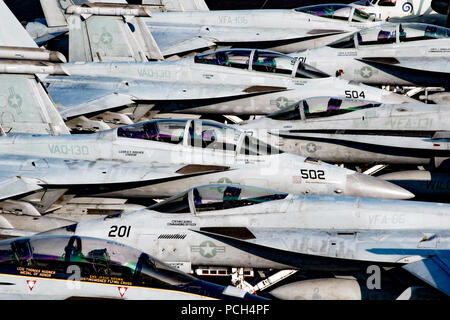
[0,234,263,300]
[43,48,420,122]
[43,184,450,298]
[292,22,450,87]
[0,2,418,127]
[0,57,415,239]
[238,96,450,167]
[47,1,387,61]
[0,117,413,201]
[352,0,448,26]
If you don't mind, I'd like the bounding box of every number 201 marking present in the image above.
[108,225,131,238]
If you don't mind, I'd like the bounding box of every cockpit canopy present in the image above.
[267,97,381,121]
[117,119,282,156]
[328,23,450,48]
[295,4,379,22]
[0,235,195,287]
[148,184,288,214]
[194,49,329,79]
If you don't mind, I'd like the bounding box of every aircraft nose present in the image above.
[345,172,415,200]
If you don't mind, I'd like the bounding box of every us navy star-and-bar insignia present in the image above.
[270,97,296,109]
[355,66,378,79]
[99,27,114,50]
[301,142,321,154]
[306,142,317,153]
[8,87,23,114]
[191,241,226,258]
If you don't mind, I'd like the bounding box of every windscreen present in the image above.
[194,49,252,69]
[303,97,381,119]
[252,50,297,76]
[351,8,376,22]
[295,5,352,21]
[358,24,398,45]
[148,191,191,213]
[188,120,240,152]
[0,235,195,288]
[238,134,283,156]
[327,33,357,48]
[117,120,186,145]
[268,97,381,120]
[295,62,330,79]
[193,185,288,213]
[399,24,450,42]
[267,102,302,120]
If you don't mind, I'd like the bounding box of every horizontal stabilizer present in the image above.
[0,1,38,48]
[0,215,13,229]
[58,92,136,119]
[432,131,450,139]
[0,176,43,202]
[402,255,450,296]
[0,227,37,239]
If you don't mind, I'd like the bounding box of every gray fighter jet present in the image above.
[0,119,411,201]
[0,67,413,237]
[0,234,263,300]
[292,22,450,87]
[56,1,385,61]
[0,2,417,128]
[238,96,450,167]
[43,184,450,298]
[44,49,418,121]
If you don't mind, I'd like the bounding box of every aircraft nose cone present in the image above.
[345,172,415,200]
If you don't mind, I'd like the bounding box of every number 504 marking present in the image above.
[108,225,131,238]
[345,90,365,99]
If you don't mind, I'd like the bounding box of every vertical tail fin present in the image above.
[0,0,38,48]
[0,1,70,135]
[0,73,71,135]
[67,5,164,62]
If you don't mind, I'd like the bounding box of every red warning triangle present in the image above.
[118,286,128,297]
[26,280,36,291]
